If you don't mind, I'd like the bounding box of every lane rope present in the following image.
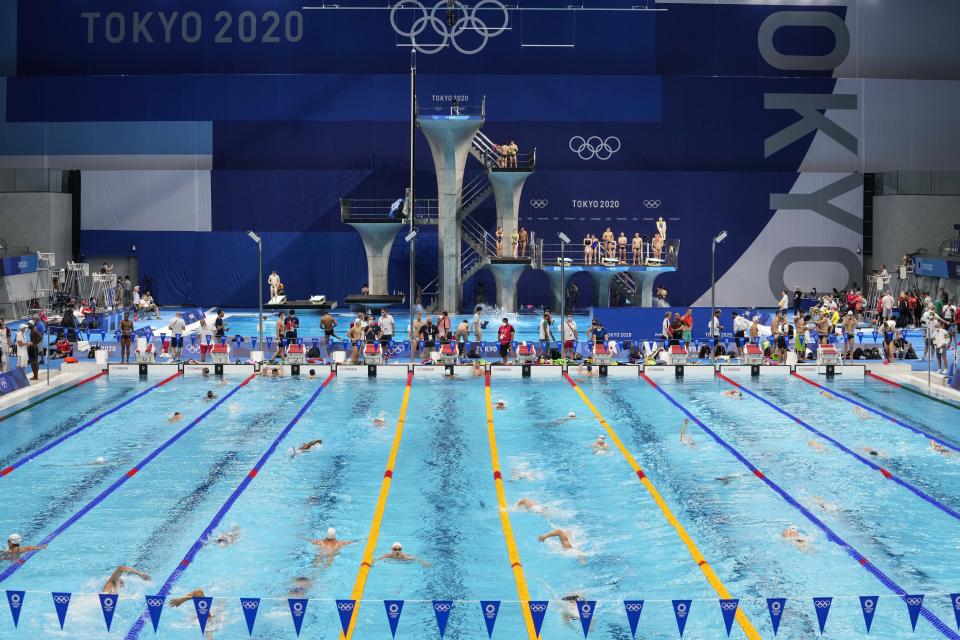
[0,371,181,478]
[0,374,255,585]
[866,370,960,410]
[0,370,106,423]
[716,372,960,521]
[564,373,762,640]
[484,372,538,640]
[341,371,414,640]
[640,372,960,640]
[124,372,336,639]
[792,372,960,454]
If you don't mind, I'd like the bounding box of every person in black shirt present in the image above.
[419,318,439,353]
[214,310,226,339]
[793,288,803,316]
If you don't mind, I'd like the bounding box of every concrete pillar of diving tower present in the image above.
[630,270,666,307]
[588,270,618,307]
[542,267,584,314]
[346,221,404,295]
[487,262,527,313]
[418,115,483,312]
[486,171,533,242]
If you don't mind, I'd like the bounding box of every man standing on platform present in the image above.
[268,271,281,299]
[518,227,528,258]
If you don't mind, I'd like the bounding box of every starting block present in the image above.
[669,344,688,365]
[516,343,537,364]
[211,344,230,364]
[286,343,305,364]
[817,345,841,366]
[136,342,155,364]
[742,344,764,365]
[593,343,612,365]
[364,342,384,365]
[437,343,457,365]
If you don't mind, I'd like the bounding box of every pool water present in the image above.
[0,371,958,639]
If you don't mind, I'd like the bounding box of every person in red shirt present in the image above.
[497,318,515,364]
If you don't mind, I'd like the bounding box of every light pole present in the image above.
[405,229,418,362]
[246,231,263,357]
[711,230,727,364]
[407,49,417,363]
[558,232,571,356]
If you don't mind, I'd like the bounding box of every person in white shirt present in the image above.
[777,290,789,313]
[707,310,722,338]
[195,318,215,362]
[661,311,671,341]
[268,271,281,298]
[379,309,395,354]
[732,311,751,355]
[167,312,187,361]
[932,321,949,374]
[539,311,554,344]
[561,314,578,361]
[881,291,895,321]
[472,306,483,342]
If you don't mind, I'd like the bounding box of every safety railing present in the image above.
[340,198,439,222]
[537,238,679,268]
[461,215,499,258]
[459,172,492,211]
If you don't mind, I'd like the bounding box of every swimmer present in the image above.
[510,465,541,481]
[560,593,587,626]
[288,575,313,597]
[852,406,873,420]
[207,524,241,548]
[859,446,883,458]
[538,528,575,550]
[205,390,215,400]
[680,418,695,447]
[811,496,840,514]
[818,390,834,400]
[807,439,828,452]
[781,526,810,550]
[495,399,507,410]
[81,456,108,465]
[472,361,484,377]
[169,588,222,639]
[102,566,151,594]
[291,439,323,457]
[592,434,608,452]
[516,498,544,513]
[310,527,355,568]
[372,413,388,427]
[308,369,317,379]
[714,474,741,485]
[168,412,184,422]
[575,364,596,378]
[375,541,431,567]
[201,367,210,376]
[551,412,577,425]
[2,533,46,562]
[931,440,952,456]
[722,389,742,399]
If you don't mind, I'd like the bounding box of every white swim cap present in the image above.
[325,527,336,540]
[497,399,506,405]
[95,456,106,464]
[7,533,21,545]
[568,412,575,418]
[597,434,605,440]
[391,541,402,550]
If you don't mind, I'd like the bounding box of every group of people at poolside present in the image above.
[582,218,669,266]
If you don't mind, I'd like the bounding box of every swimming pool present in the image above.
[1,368,958,639]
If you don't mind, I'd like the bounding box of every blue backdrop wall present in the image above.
[4,1,960,307]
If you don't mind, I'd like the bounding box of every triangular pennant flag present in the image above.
[857,332,863,343]
[250,337,258,350]
[672,600,692,637]
[813,597,832,635]
[623,600,644,639]
[767,598,786,636]
[528,601,548,638]
[193,596,213,634]
[220,337,227,345]
[480,600,500,638]
[145,595,166,633]
[205,334,212,344]
[266,337,273,348]
[336,600,356,636]
[240,598,260,636]
[6,591,24,628]
[384,600,404,638]
[297,337,304,346]
[951,593,960,630]
[312,337,319,348]
[859,596,878,633]
[288,598,308,636]
[190,334,197,345]
[719,599,739,637]
[577,600,597,638]
[99,593,118,631]
[433,600,453,637]
[904,594,924,631]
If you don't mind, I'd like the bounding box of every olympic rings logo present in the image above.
[390,0,509,55]
[243,601,259,610]
[338,602,355,611]
[147,598,164,608]
[53,595,70,604]
[625,603,642,612]
[529,603,546,613]
[529,199,549,209]
[642,199,662,208]
[569,136,621,161]
[906,597,922,606]
[815,600,831,608]
[434,603,452,612]
[721,602,738,610]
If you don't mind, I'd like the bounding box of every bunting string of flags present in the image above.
[4,591,958,637]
